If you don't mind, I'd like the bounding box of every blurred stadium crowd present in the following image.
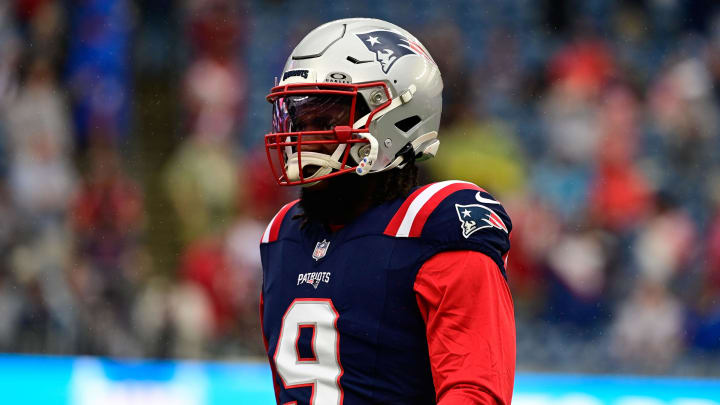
[1,0,720,376]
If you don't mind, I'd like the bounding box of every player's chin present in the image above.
[298,164,364,190]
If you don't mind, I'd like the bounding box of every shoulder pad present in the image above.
[260,199,300,244]
[384,180,511,258]
[384,181,484,237]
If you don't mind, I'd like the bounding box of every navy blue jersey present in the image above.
[260,180,511,405]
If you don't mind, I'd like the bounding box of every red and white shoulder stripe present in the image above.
[384,180,483,238]
[260,199,300,244]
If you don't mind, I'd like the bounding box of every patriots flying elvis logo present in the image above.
[455,203,508,238]
[356,30,433,73]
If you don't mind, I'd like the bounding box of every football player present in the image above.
[260,18,515,405]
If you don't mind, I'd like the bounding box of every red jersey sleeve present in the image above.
[414,250,516,405]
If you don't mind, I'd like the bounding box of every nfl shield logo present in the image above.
[312,239,330,261]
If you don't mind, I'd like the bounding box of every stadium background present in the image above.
[1,0,720,403]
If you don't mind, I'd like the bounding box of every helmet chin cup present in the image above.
[285,156,333,183]
[284,145,346,183]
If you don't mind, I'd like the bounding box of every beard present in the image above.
[298,162,419,227]
[299,171,377,226]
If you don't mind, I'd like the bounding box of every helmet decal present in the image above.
[356,30,430,73]
[324,72,352,84]
[282,69,311,81]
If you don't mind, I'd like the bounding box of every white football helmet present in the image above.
[265,18,443,186]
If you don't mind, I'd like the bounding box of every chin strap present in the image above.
[354,130,439,175]
[354,133,379,175]
[285,144,347,182]
[383,130,440,170]
[352,84,419,176]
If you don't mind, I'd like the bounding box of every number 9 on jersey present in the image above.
[274,299,343,404]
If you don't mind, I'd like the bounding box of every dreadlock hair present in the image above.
[368,160,419,206]
[296,161,419,228]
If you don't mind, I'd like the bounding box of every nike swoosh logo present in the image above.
[475,192,501,205]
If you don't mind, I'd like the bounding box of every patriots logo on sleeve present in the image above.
[356,30,433,73]
[455,203,508,238]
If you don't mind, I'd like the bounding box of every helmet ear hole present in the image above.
[394,115,422,133]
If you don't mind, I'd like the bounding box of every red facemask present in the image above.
[265,82,392,186]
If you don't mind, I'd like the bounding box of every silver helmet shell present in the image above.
[267,18,443,185]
